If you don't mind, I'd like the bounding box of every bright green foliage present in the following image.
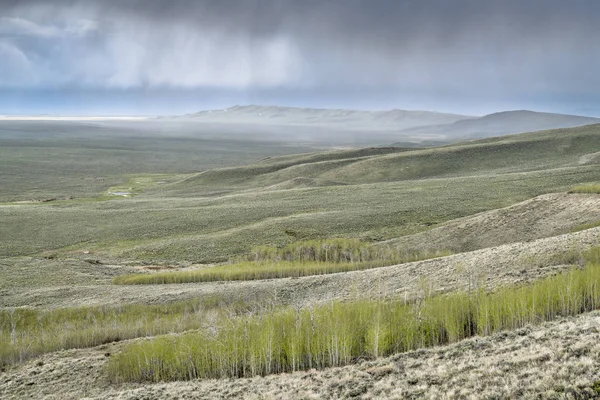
[0,295,262,367]
[113,240,452,284]
[246,238,447,264]
[569,183,600,194]
[109,255,600,383]
[248,239,380,263]
[112,261,384,284]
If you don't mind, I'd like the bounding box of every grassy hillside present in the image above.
[1,125,599,263]
[166,124,600,195]
[2,123,600,399]
[109,257,600,382]
[380,192,600,253]
[2,166,599,262]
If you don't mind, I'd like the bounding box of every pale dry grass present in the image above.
[3,227,600,310]
[380,192,600,254]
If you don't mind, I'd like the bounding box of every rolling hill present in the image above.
[2,122,600,399]
[164,124,600,197]
[2,124,599,264]
[171,106,600,144]
[397,110,600,141]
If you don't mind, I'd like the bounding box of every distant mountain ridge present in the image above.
[178,105,473,130]
[399,110,600,140]
[170,105,600,144]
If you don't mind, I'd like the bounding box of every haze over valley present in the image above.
[2,1,600,399]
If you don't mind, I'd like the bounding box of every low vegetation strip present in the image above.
[247,239,398,263]
[571,220,600,233]
[112,257,447,285]
[569,183,600,194]
[0,295,264,367]
[107,250,600,383]
[113,239,452,285]
[112,261,387,284]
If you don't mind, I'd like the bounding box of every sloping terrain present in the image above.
[167,124,600,195]
[3,303,600,399]
[398,110,600,140]
[262,177,348,191]
[2,125,600,265]
[2,124,600,399]
[3,225,599,310]
[382,192,600,253]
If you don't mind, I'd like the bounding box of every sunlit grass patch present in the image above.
[113,239,453,284]
[569,183,600,194]
[0,294,266,368]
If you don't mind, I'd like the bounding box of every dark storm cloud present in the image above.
[0,0,599,99]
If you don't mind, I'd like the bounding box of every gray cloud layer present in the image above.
[1,1,600,101]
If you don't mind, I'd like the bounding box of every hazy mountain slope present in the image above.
[180,105,473,130]
[399,110,600,140]
[179,106,599,143]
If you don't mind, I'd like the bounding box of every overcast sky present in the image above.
[1,0,600,116]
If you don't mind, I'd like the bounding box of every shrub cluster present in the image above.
[109,257,600,383]
[569,183,600,194]
[113,239,452,285]
[0,295,262,367]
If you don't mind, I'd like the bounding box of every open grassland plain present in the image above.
[0,120,324,203]
[2,125,600,264]
[2,124,600,399]
[2,169,600,263]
